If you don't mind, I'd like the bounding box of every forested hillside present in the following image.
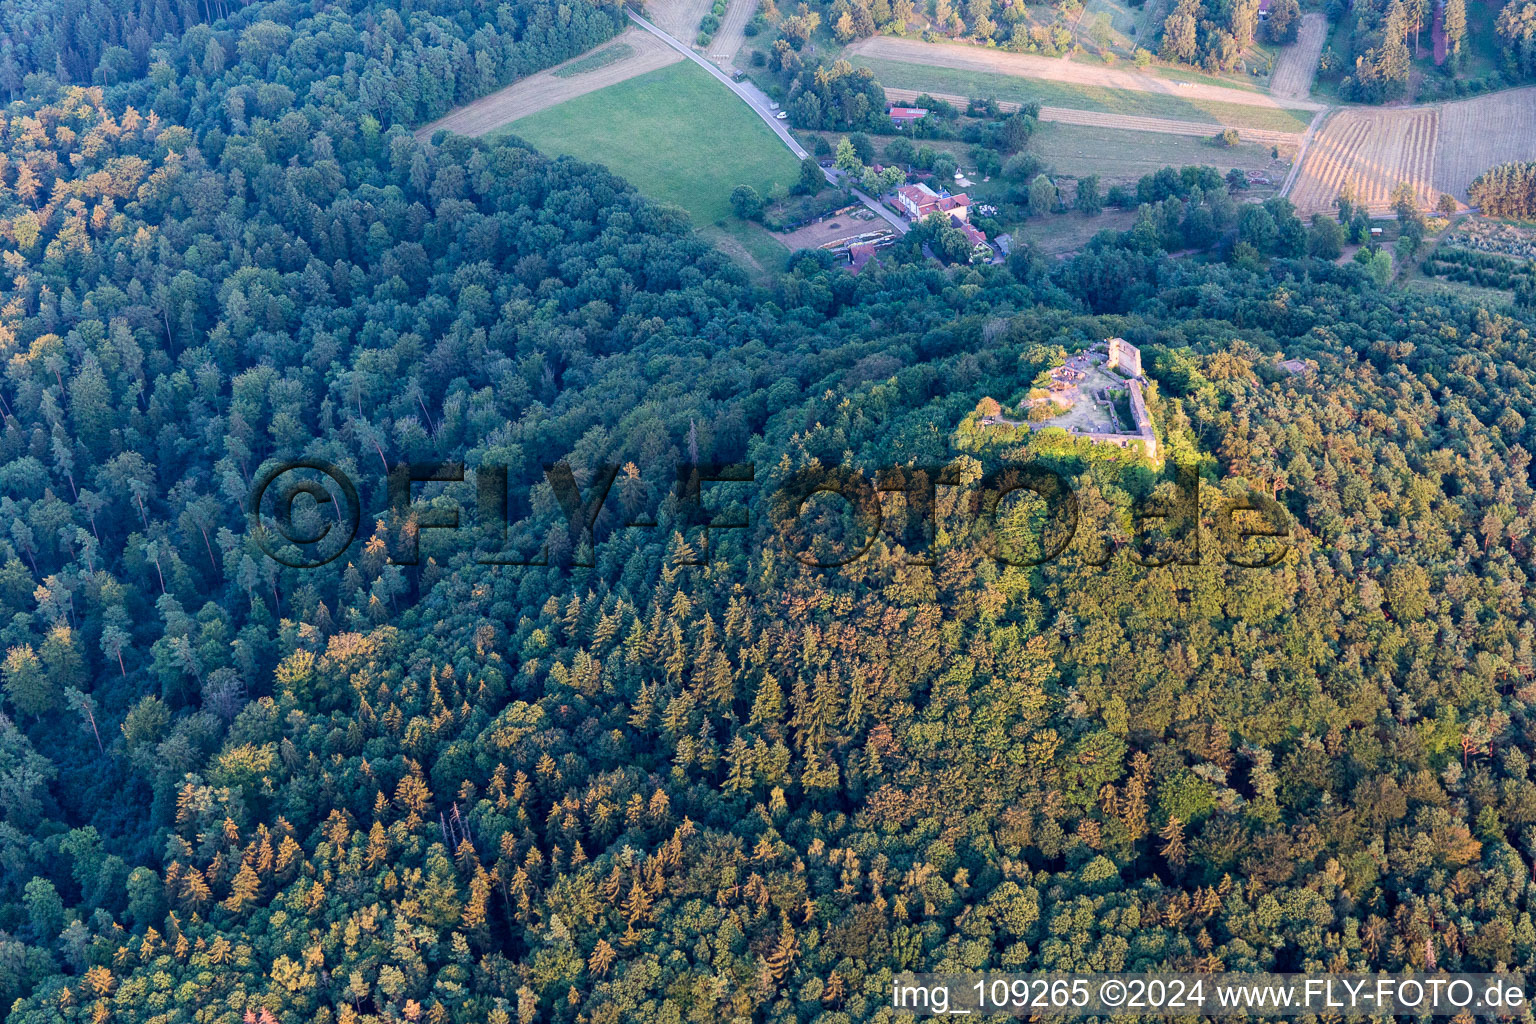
[5,0,1536,1022]
[0,0,622,121]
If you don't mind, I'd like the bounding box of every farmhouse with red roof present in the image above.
[952,217,993,263]
[895,182,971,222]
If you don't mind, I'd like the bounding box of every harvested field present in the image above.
[847,36,1324,112]
[1286,89,1536,214]
[414,28,679,139]
[645,0,715,43]
[1288,106,1439,215]
[1434,88,1536,200]
[707,0,757,68]
[1039,106,1298,146]
[1270,12,1326,100]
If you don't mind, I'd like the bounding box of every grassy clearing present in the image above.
[1307,16,1355,102]
[1405,274,1516,307]
[504,61,802,225]
[1134,0,1170,50]
[1080,0,1139,46]
[852,56,1313,131]
[1155,63,1267,91]
[1009,208,1139,255]
[552,43,635,78]
[1057,48,1272,91]
[847,21,1270,91]
[1029,120,1285,180]
[701,219,791,280]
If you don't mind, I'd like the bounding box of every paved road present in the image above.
[625,8,910,234]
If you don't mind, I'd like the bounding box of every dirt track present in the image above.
[849,36,1325,112]
[1270,13,1326,101]
[707,0,757,68]
[414,28,681,139]
[883,87,1304,146]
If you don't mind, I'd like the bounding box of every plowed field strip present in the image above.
[1434,88,1536,200]
[708,0,756,67]
[1270,13,1326,100]
[1289,108,1441,214]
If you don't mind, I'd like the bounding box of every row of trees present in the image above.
[1469,161,1536,218]
[1446,0,1471,59]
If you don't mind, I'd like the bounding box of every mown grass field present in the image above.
[1030,121,1283,180]
[852,56,1314,132]
[700,220,790,282]
[503,61,802,225]
[1009,207,1139,255]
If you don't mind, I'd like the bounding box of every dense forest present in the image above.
[1499,0,1536,79]
[1157,0,1261,73]
[1332,0,1418,102]
[5,0,1536,1022]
